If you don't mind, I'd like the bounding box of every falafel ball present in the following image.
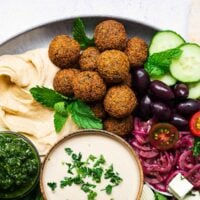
[94,20,127,51]
[97,50,130,83]
[49,35,80,68]
[124,37,148,67]
[90,102,106,119]
[104,115,133,136]
[72,71,106,102]
[79,47,100,71]
[104,85,137,118]
[53,68,80,96]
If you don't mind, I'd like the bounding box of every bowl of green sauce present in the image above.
[0,131,40,199]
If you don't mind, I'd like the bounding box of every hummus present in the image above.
[0,49,79,155]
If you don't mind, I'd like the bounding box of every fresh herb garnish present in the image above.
[73,18,94,49]
[154,191,167,200]
[65,148,73,155]
[30,86,102,133]
[49,148,123,200]
[47,182,57,191]
[30,86,68,108]
[193,137,200,157]
[69,100,103,129]
[144,48,182,77]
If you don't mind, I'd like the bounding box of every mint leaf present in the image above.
[54,102,68,116]
[68,100,103,129]
[154,192,167,200]
[73,18,94,49]
[30,86,68,109]
[193,137,200,157]
[54,111,68,133]
[145,48,182,77]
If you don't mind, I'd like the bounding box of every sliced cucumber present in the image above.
[188,81,200,99]
[149,30,185,55]
[170,43,200,83]
[151,73,176,86]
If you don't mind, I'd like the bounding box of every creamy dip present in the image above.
[0,49,78,155]
[42,131,142,200]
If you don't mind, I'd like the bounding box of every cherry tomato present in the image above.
[148,123,179,150]
[190,111,200,137]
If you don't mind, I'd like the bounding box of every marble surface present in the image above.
[0,0,191,44]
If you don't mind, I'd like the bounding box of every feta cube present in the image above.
[168,173,193,200]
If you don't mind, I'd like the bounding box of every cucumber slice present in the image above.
[149,30,185,55]
[188,81,200,99]
[151,73,176,86]
[170,43,200,83]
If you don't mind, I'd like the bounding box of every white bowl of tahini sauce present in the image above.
[40,130,143,200]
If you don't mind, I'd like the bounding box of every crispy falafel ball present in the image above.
[94,20,127,51]
[53,68,80,96]
[79,47,100,71]
[104,85,137,118]
[97,50,130,83]
[90,102,106,119]
[104,115,133,136]
[72,71,106,102]
[125,37,148,67]
[49,35,80,68]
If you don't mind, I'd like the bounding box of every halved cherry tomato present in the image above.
[190,111,200,137]
[148,123,179,150]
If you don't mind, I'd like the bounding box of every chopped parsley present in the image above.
[47,148,123,200]
[47,182,57,191]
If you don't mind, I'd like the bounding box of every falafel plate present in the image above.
[0,17,200,200]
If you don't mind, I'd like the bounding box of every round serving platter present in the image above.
[0,16,158,199]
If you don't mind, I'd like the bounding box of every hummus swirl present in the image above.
[0,49,78,155]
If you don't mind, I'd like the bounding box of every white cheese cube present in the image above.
[168,173,193,200]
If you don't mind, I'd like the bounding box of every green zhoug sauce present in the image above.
[0,133,40,199]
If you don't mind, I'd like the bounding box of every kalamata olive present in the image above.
[139,95,152,118]
[150,80,175,100]
[132,68,150,93]
[176,99,200,117]
[152,102,171,121]
[174,84,189,99]
[170,113,188,130]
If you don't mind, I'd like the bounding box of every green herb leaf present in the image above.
[193,137,200,157]
[105,184,113,195]
[88,191,97,200]
[154,192,167,200]
[60,177,73,188]
[144,48,182,77]
[94,155,106,167]
[65,148,73,155]
[69,100,103,129]
[54,102,68,116]
[54,111,67,133]
[47,182,57,191]
[81,182,96,193]
[73,18,94,49]
[30,86,68,109]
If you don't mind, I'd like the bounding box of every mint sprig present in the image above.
[144,48,182,77]
[30,86,102,133]
[73,18,94,49]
